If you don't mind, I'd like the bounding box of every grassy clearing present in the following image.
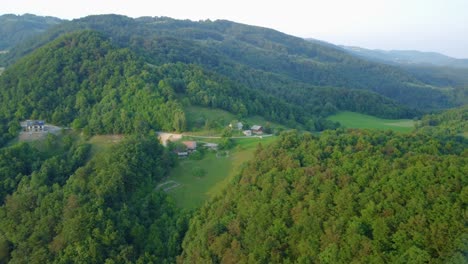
[88,134,124,155]
[166,136,277,209]
[327,111,414,133]
[185,106,287,133]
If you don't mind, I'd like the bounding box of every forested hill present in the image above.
[0,25,418,146]
[0,30,186,136]
[340,45,468,94]
[0,14,62,51]
[342,46,468,69]
[1,14,461,111]
[0,30,329,145]
[0,136,188,263]
[180,130,468,263]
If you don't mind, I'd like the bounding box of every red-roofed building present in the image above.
[182,141,197,151]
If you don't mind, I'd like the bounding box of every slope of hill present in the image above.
[180,130,468,263]
[0,135,188,263]
[0,30,331,146]
[0,14,62,51]
[1,14,461,111]
[0,31,186,135]
[341,45,468,95]
[416,105,468,137]
[342,46,468,68]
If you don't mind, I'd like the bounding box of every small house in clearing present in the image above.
[250,125,263,135]
[182,141,197,151]
[22,120,46,132]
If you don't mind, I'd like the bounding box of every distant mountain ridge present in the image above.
[1,14,462,111]
[341,45,468,68]
[0,14,63,51]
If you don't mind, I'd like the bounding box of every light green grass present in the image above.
[328,111,414,133]
[88,135,124,155]
[166,136,277,209]
[185,106,288,132]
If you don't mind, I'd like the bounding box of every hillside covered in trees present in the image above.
[0,30,324,145]
[0,136,188,263]
[180,130,467,263]
[0,27,416,147]
[1,15,463,111]
[339,45,468,103]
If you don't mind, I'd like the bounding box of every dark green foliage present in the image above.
[416,106,468,137]
[0,143,42,202]
[0,31,189,137]
[0,137,187,263]
[180,130,467,263]
[153,63,310,126]
[0,137,91,204]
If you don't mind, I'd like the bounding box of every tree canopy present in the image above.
[0,136,188,263]
[180,130,467,263]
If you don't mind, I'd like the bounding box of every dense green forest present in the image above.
[0,135,188,263]
[1,15,461,111]
[180,130,467,263]
[0,31,186,139]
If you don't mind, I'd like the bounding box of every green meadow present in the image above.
[328,111,415,132]
[185,106,288,133]
[166,136,277,209]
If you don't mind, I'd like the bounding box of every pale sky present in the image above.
[3,0,468,58]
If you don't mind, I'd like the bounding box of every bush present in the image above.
[189,150,203,160]
[191,167,206,178]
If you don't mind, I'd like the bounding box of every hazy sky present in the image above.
[3,0,468,58]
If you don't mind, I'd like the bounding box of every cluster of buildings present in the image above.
[230,122,264,136]
[162,121,266,158]
[243,125,263,136]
